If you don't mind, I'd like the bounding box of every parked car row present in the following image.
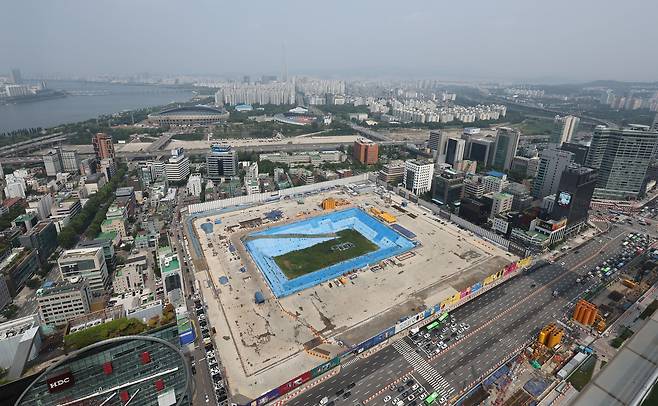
[194,296,228,405]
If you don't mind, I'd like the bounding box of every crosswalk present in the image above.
[342,356,360,368]
[393,339,455,399]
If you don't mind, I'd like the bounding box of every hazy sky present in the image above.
[3,0,658,82]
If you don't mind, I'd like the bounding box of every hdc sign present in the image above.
[46,371,75,393]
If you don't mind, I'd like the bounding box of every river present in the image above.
[0,80,197,133]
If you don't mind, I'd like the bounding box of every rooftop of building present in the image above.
[96,231,118,242]
[115,186,134,197]
[513,228,549,241]
[574,306,658,405]
[0,247,32,270]
[0,314,39,341]
[36,276,86,297]
[493,192,513,199]
[13,213,36,223]
[85,173,104,183]
[355,137,376,145]
[59,247,102,260]
[209,144,233,153]
[23,220,54,235]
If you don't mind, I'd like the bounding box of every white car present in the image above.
[411,384,419,391]
[384,395,392,402]
[407,395,415,401]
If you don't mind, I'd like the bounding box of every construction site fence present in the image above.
[188,173,370,214]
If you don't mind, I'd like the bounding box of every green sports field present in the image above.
[273,229,378,279]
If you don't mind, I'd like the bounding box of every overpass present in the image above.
[0,133,73,157]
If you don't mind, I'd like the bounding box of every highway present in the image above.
[289,225,629,406]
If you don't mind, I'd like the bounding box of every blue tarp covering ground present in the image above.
[200,223,213,234]
[391,223,417,239]
[524,378,550,398]
[245,207,415,298]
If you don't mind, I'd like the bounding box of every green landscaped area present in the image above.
[568,355,596,391]
[273,229,378,279]
[611,326,634,348]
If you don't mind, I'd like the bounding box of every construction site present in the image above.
[188,181,516,402]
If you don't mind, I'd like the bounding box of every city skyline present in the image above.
[2,0,658,82]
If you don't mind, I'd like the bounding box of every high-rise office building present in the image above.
[585,125,658,200]
[428,130,447,162]
[532,148,573,199]
[60,150,80,173]
[466,138,495,167]
[551,164,597,232]
[552,115,580,145]
[445,138,465,166]
[560,142,589,166]
[403,160,434,195]
[353,138,379,165]
[431,169,464,206]
[92,133,115,161]
[9,68,22,84]
[492,128,520,171]
[42,150,62,176]
[206,144,238,181]
[164,148,191,182]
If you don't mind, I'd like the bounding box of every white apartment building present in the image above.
[58,247,110,296]
[4,174,27,199]
[482,175,509,194]
[36,277,92,326]
[187,173,202,197]
[403,160,435,195]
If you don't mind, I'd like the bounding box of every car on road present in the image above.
[342,391,351,399]
[384,395,392,402]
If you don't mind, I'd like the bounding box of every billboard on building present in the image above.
[46,370,75,393]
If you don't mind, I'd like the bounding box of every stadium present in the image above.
[147,105,229,126]
[186,176,519,403]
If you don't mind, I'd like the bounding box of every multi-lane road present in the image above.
[289,225,629,406]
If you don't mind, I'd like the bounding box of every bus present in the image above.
[438,312,449,323]
[426,321,440,331]
[425,391,439,405]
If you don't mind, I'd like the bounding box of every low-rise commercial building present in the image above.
[378,160,405,184]
[259,150,344,167]
[36,277,92,326]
